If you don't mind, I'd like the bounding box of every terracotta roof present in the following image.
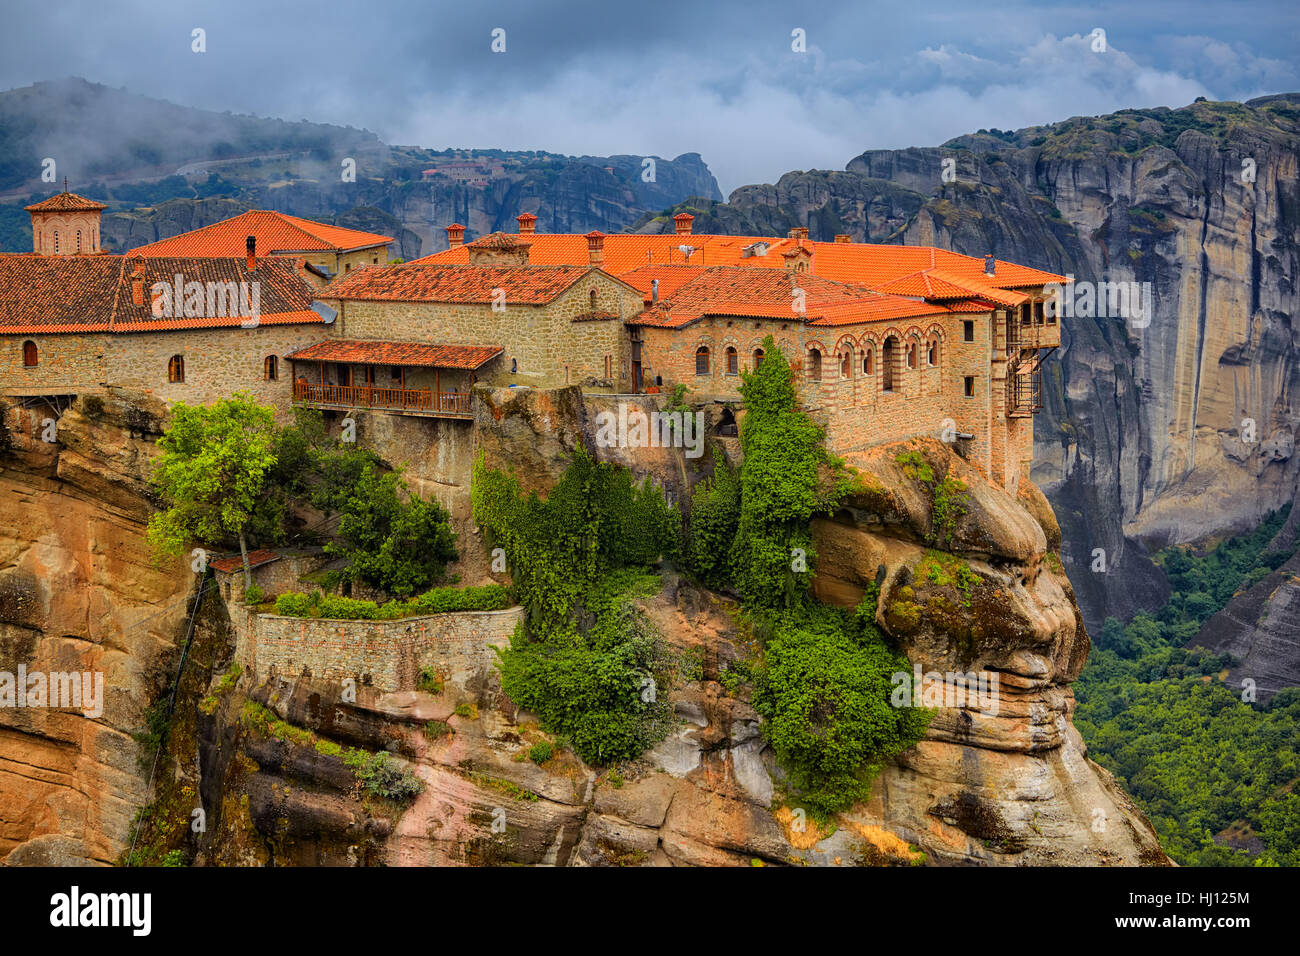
[210,549,280,574]
[25,191,107,212]
[320,263,596,305]
[0,255,320,333]
[619,264,707,302]
[627,266,951,329]
[284,339,503,369]
[131,210,393,257]
[412,233,1066,303]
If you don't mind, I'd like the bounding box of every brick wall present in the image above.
[242,606,524,694]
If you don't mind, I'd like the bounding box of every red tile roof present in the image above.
[413,232,1065,304]
[627,265,954,329]
[210,549,280,574]
[0,255,321,333]
[25,191,107,212]
[465,231,532,251]
[319,263,597,305]
[284,339,503,369]
[130,210,393,257]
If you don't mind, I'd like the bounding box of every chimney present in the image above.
[446,223,466,249]
[788,226,809,240]
[834,234,851,243]
[130,260,144,306]
[984,253,996,276]
[651,278,659,304]
[246,235,257,271]
[673,212,694,236]
[585,230,605,267]
[516,213,537,235]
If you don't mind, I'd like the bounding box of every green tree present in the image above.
[326,464,458,597]
[148,393,278,586]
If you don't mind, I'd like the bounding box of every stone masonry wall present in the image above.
[242,607,524,694]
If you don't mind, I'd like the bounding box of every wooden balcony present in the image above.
[293,381,472,419]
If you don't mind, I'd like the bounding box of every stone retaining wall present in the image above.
[242,606,523,694]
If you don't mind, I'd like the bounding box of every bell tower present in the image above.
[25,181,107,255]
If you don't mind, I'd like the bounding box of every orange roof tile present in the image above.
[285,339,503,370]
[131,210,393,257]
[25,191,107,212]
[0,254,320,333]
[210,549,280,574]
[627,265,952,329]
[320,263,597,305]
[412,232,1066,305]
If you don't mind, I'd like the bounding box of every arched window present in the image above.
[695,346,710,375]
[264,355,278,381]
[927,335,939,367]
[53,231,60,254]
[726,346,738,375]
[840,350,851,378]
[22,341,38,367]
[863,346,873,375]
[76,230,82,252]
[590,288,598,309]
[906,341,918,369]
[168,354,185,383]
[882,337,898,392]
[808,348,822,382]
[753,348,764,369]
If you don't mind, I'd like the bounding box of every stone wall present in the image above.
[329,270,634,389]
[242,606,523,694]
[1,334,110,396]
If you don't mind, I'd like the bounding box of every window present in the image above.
[963,320,974,342]
[695,346,710,375]
[605,354,612,378]
[264,355,278,380]
[753,348,764,369]
[906,342,918,369]
[590,289,598,309]
[808,348,822,382]
[882,336,897,391]
[964,376,975,397]
[726,346,738,375]
[927,336,939,367]
[391,366,402,381]
[76,230,82,253]
[862,347,873,375]
[22,340,37,367]
[840,350,851,378]
[168,354,185,383]
[53,231,60,254]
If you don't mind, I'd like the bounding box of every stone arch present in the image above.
[881,332,901,392]
[22,340,37,367]
[833,334,857,379]
[806,340,828,382]
[695,344,711,376]
[859,333,877,375]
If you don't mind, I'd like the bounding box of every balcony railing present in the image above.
[293,381,472,418]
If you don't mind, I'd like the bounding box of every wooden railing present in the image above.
[293,381,471,417]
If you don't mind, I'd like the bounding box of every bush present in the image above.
[243,584,265,605]
[528,741,554,764]
[416,667,443,694]
[270,583,514,619]
[344,750,424,803]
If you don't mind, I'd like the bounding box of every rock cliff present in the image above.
[1,386,1167,865]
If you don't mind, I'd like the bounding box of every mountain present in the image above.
[636,95,1300,632]
[0,78,722,257]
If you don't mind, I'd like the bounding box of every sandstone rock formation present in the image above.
[0,392,192,865]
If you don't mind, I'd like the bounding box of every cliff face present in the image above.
[0,392,191,865]
[643,95,1300,631]
[1,387,1166,866]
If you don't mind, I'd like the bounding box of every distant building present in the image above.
[25,189,107,255]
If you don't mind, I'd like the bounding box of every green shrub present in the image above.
[686,449,741,589]
[344,750,424,803]
[417,667,443,694]
[274,591,315,616]
[753,606,929,817]
[422,720,451,741]
[270,583,513,619]
[242,584,265,605]
[528,741,554,764]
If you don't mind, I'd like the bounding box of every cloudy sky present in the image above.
[2,0,1297,193]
